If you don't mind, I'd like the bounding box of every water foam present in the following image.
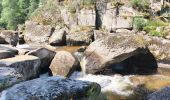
[70,72,134,96]
[16,44,30,49]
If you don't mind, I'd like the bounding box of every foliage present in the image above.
[30,0,64,27]
[82,0,95,9]
[0,0,21,29]
[143,19,170,37]
[28,0,39,16]
[130,0,150,12]
[68,2,77,14]
[133,17,147,31]
[0,0,39,30]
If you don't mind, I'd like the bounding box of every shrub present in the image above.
[143,19,170,37]
[133,17,147,31]
[30,0,65,27]
[68,4,77,14]
[130,0,150,12]
[82,0,95,9]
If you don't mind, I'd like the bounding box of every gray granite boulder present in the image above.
[49,28,66,46]
[0,55,41,80]
[0,76,101,100]
[0,67,24,91]
[81,34,148,74]
[146,86,170,100]
[0,50,16,59]
[50,51,78,77]
[66,30,94,46]
[24,21,54,44]
[27,48,56,73]
[0,30,19,46]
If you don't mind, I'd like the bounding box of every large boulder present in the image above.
[24,21,54,44]
[144,35,170,68]
[50,51,79,77]
[0,76,101,100]
[0,30,19,46]
[27,48,56,73]
[0,67,24,91]
[81,34,148,74]
[0,36,6,44]
[0,45,18,55]
[146,86,170,100]
[49,27,66,46]
[0,50,16,59]
[66,30,94,46]
[0,55,41,80]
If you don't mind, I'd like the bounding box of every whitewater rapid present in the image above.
[70,72,134,96]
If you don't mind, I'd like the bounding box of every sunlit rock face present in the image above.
[0,30,19,46]
[0,76,101,100]
[50,51,79,77]
[66,30,94,46]
[0,55,41,80]
[24,21,54,45]
[81,34,155,74]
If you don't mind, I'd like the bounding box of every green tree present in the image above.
[28,0,39,16]
[1,0,22,29]
[0,0,39,30]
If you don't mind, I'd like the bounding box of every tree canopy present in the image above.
[0,0,39,30]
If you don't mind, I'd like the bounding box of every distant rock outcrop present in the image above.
[24,21,54,45]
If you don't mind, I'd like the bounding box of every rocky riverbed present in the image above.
[0,0,169,99]
[0,43,169,100]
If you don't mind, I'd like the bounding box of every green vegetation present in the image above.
[133,17,147,31]
[0,0,39,30]
[133,16,169,37]
[30,0,64,27]
[130,0,150,12]
[82,0,95,9]
[143,19,169,37]
[109,0,124,7]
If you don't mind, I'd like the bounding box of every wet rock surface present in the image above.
[0,76,101,100]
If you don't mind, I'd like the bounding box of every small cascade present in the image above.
[80,57,87,76]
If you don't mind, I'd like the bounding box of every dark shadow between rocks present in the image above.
[96,50,158,75]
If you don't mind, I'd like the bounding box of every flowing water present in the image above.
[17,45,170,100]
[70,68,170,100]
